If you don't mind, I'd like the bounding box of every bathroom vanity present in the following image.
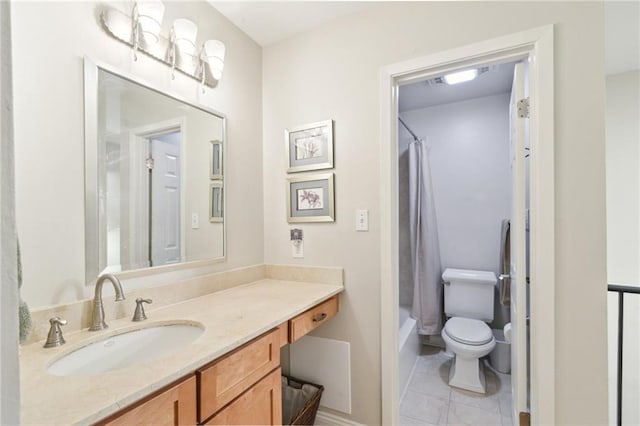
[20,274,343,425]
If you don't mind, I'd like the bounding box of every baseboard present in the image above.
[315,409,365,426]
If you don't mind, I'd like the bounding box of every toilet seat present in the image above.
[444,317,493,346]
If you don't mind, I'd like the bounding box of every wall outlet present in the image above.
[191,213,199,229]
[356,209,369,231]
[292,240,304,258]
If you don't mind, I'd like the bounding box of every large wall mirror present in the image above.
[85,59,225,284]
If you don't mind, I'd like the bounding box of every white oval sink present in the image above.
[47,322,204,376]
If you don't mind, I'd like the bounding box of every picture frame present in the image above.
[209,181,223,223]
[285,119,334,173]
[287,173,335,223]
[210,140,223,180]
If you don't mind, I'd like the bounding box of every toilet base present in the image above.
[448,356,486,394]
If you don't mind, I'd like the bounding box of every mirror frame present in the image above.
[83,57,227,285]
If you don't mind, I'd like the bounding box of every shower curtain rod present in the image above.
[398,116,421,143]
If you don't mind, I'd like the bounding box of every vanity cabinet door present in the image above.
[204,368,282,425]
[197,329,280,422]
[102,376,196,426]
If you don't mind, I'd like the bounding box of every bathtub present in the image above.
[399,305,421,396]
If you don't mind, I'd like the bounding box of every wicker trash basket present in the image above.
[282,375,324,425]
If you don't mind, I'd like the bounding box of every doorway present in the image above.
[396,59,526,425]
[379,26,555,426]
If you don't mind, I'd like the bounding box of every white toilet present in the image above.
[441,268,497,394]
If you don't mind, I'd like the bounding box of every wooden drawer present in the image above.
[197,329,280,422]
[289,295,339,343]
[204,368,282,425]
[102,376,196,426]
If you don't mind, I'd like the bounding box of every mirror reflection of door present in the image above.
[121,128,182,269]
[150,131,181,266]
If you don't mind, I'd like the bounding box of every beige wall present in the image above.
[263,2,608,424]
[12,1,263,308]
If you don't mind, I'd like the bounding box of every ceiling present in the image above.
[209,2,372,46]
[209,2,639,75]
[399,62,516,112]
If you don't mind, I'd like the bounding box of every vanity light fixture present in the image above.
[204,40,226,81]
[170,18,198,78]
[100,3,224,88]
[135,0,165,46]
[172,19,198,64]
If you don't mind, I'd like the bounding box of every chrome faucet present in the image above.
[89,273,126,331]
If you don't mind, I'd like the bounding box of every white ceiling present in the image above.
[209,2,638,71]
[209,2,372,47]
[399,62,516,112]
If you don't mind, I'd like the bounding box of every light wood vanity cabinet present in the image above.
[101,376,197,426]
[204,368,282,425]
[197,329,281,423]
[98,295,339,426]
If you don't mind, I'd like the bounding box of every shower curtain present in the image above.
[408,140,442,336]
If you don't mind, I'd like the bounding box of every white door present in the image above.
[150,136,181,266]
[510,61,529,421]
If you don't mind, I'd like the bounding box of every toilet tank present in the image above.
[443,268,497,322]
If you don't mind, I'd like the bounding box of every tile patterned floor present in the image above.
[400,346,514,426]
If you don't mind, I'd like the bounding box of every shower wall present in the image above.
[399,93,512,327]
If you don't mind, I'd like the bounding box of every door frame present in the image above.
[379,25,555,426]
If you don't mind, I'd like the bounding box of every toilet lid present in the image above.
[444,317,493,346]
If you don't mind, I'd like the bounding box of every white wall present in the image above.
[0,1,20,423]
[263,2,608,424]
[399,93,511,326]
[606,70,640,425]
[606,71,640,286]
[12,1,263,308]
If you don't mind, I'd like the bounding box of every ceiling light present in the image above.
[443,69,478,85]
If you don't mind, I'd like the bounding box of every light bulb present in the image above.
[204,40,226,81]
[443,69,478,85]
[136,0,165,46]
[173,19,198,58]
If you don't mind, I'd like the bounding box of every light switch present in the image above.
[356,209,369,231]
[191,213,199,229]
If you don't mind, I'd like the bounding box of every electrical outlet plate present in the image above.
[292,240,304,258]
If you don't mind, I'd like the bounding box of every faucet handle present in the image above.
[44,317,67,348]
[132,298,152,322]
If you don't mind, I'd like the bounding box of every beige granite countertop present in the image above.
[20,278,343,425]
